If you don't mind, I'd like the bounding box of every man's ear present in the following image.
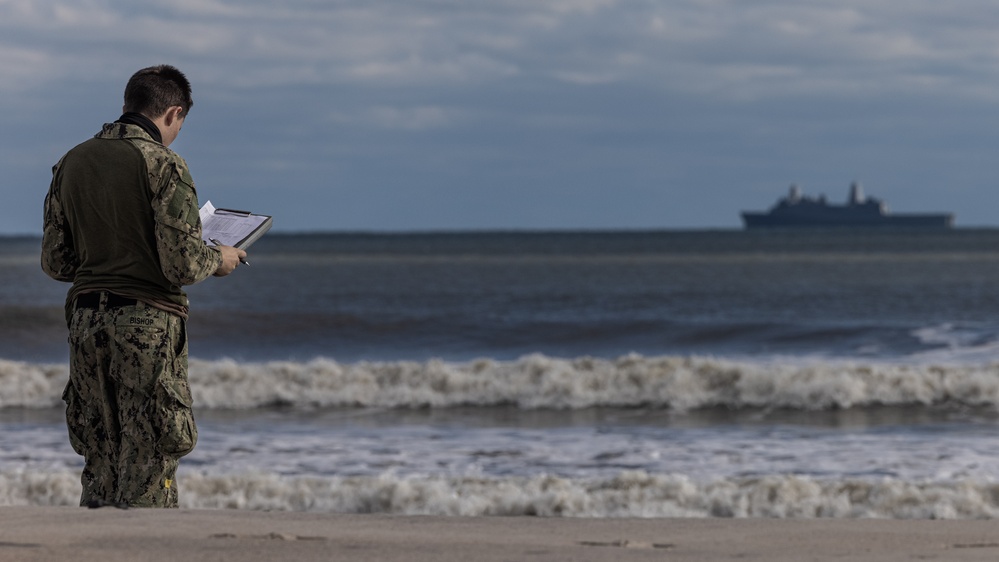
[163,106,184,126]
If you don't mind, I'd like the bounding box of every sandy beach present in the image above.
[2,507,999,561]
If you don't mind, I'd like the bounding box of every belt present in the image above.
[75,292,138,309]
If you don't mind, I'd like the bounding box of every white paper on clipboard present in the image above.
[199,200,273,250]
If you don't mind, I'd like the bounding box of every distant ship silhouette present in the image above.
[741,183,954,229]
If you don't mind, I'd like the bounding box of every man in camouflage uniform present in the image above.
[41,65,245,508]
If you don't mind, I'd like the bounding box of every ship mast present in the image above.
[788,184,802,203]
[848,182,865,205]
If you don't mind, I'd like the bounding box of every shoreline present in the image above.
[3,507,999,561]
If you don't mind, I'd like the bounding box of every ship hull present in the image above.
[741,212,954,229]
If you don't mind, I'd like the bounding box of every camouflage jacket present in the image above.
[42,122,223,320]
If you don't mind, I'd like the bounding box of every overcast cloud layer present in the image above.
[4,0,999,233]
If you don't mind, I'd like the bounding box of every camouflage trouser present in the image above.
[62,294,197,508]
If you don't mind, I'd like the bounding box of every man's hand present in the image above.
[213,245,247,277]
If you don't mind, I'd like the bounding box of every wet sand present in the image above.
[2,506,999,561]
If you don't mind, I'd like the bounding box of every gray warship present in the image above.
[741,183,954,229]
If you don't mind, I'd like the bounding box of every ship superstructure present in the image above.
[741,183,953,229]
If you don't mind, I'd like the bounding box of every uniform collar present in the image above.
[113,112,163,144]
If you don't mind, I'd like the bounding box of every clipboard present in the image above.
[199,200,273,250]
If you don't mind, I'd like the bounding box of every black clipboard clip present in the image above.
[215,207,252,216]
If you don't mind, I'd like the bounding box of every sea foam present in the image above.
[3,354,999,411]
[6,469,999,519]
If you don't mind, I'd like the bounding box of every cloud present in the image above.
[7,0,999,233]
[367,105,460,130]
[0,45,51,93]
[3,0,999,100]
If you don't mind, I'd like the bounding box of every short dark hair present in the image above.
[123,65,193,118]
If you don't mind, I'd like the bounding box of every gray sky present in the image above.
[4,0,999,234]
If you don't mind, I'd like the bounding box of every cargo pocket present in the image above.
[61,382,88,456]
[154,377,198,458]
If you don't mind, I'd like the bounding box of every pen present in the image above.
[210,238,249,266]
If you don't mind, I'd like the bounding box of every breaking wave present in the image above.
[4,354,999,411]
[6,469,999,519]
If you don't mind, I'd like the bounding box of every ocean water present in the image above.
[5,229,999,517]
